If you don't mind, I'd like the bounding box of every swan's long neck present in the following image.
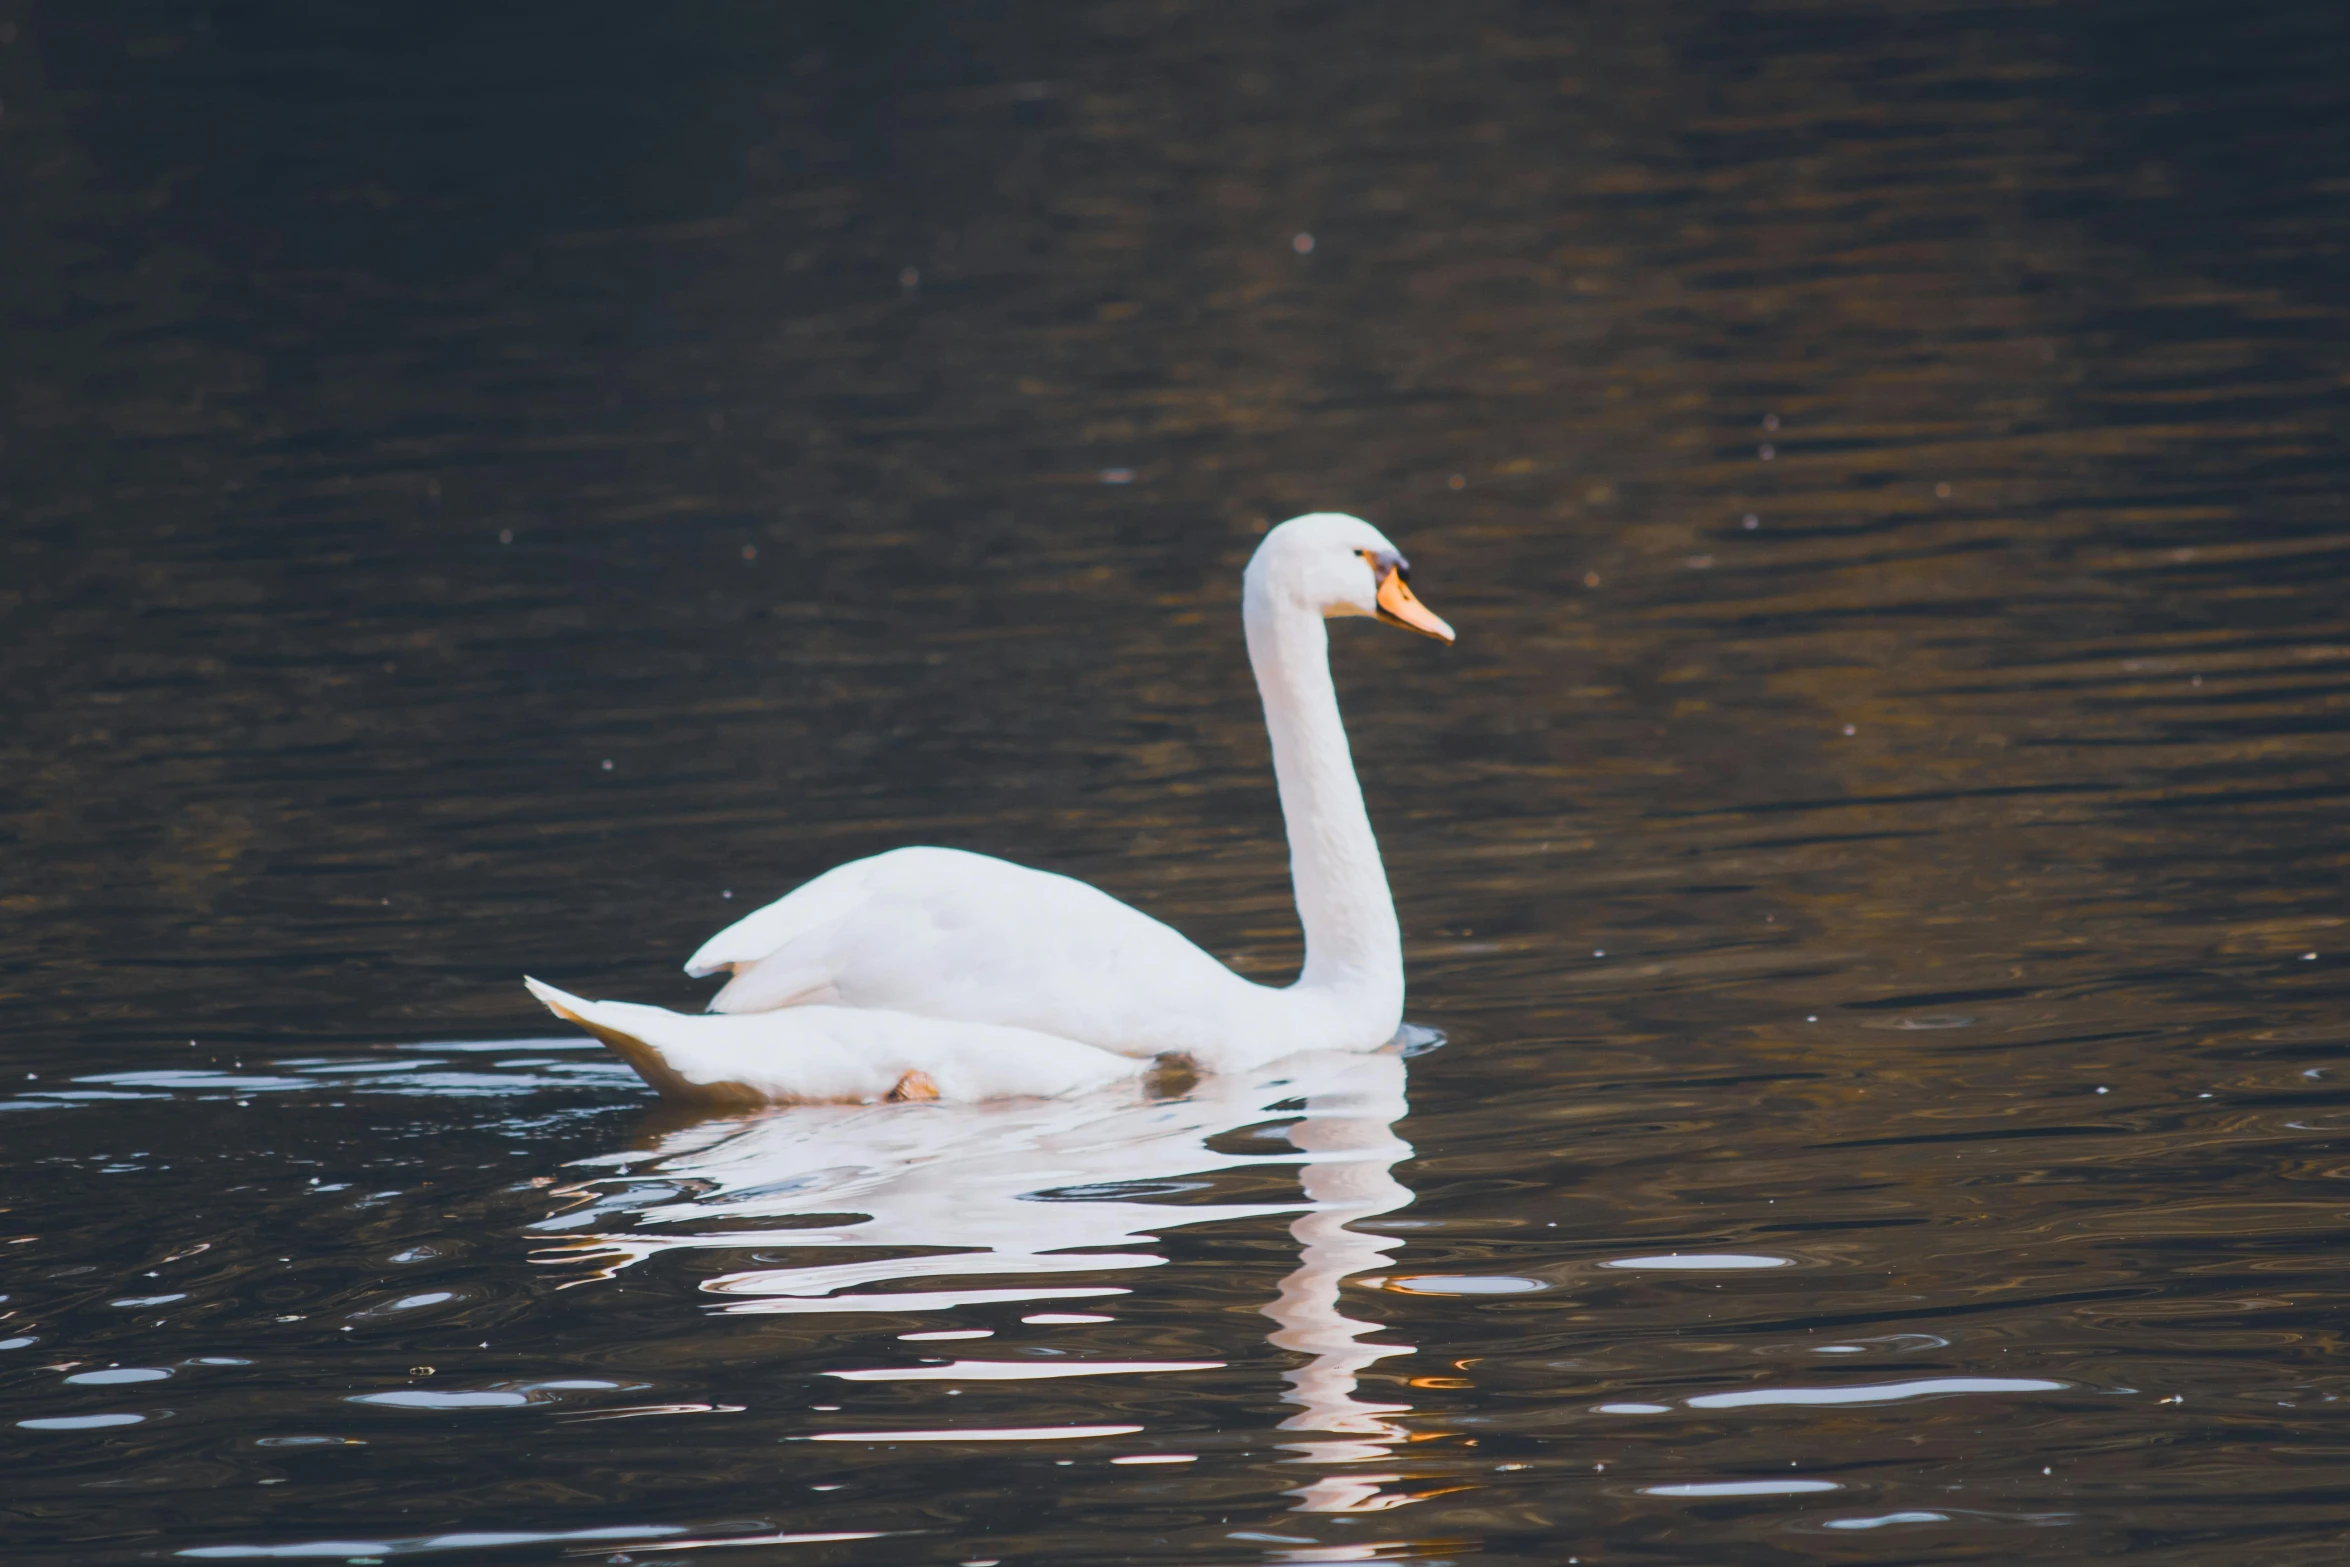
[1244,588,1403,1010]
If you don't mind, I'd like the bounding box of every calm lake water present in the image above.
[5,2,2350,1562]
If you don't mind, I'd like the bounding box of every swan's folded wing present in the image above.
[681,844,1260,1055]
[684,856,880,977]
[689,847,1058,1013]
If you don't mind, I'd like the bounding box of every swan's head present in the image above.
[1245,513,1454,643]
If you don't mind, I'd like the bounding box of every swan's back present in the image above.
[687,846,1280,1062]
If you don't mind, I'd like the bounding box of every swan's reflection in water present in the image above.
[1263,1057,1417,1512]
[531,1049,1420,1513]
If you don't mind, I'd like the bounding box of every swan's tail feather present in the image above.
[524,977,700,1102]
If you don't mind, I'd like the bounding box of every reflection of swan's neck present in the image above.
[1258,1052,1417,1512]
[1244,586,1402,1017]
[1267,1142,1414,1443]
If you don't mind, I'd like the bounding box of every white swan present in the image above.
[525,511,1453,1102]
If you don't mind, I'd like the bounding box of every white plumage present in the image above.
[526,512,1453,1102]
[522,978,1140,1105]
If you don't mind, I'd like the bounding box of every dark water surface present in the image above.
[6,1,2350,1561]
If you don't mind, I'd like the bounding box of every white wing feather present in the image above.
[682,845,1288,1064]
[685,854,885,977]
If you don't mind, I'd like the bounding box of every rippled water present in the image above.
[5,1,2350,1561]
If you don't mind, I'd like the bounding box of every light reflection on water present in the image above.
[533,1049,1427,1514]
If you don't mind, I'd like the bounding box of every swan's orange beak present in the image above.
[1373,559,1454,644]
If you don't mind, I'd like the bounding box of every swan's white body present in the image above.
[527,512,1452,1102]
